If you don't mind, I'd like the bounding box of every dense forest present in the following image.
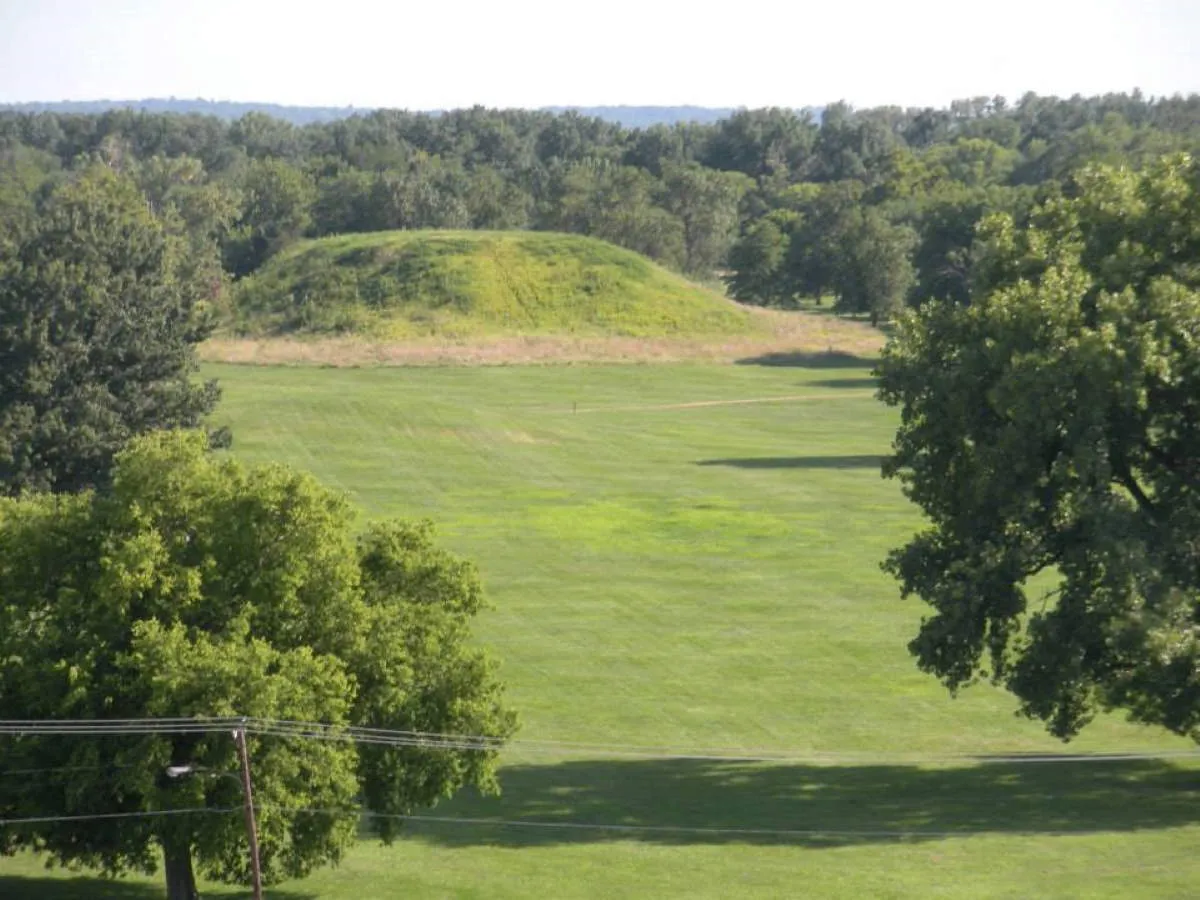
[3,91,1199,326]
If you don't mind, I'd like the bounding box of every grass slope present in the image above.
[4,362,1197,898]
[234,230,761,339]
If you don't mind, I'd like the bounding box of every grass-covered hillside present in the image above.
[234,230,762,339]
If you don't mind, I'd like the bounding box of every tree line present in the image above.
[3,91,1199,320]
[3,99,751,129]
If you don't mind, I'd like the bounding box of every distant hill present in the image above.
[545,106,739,126]
[233,230,762,339]
[0,98,363,125]
[0,98,821,128]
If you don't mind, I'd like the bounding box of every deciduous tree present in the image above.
[660,163,751,276]
[725,211,795,305]
[831,209,917,324]
[877,154,1200,741]
[0,431,516,899]
[0,166,222,495]
[223,158,315,276]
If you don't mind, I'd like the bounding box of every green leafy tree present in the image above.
[0,166,222,495]
[811,104,900,185]
[131,154,240,317]
[622,122,706,177]
[725,211,796,305]
[223,158,315,276]
[0,430,517,900]
[365,155,471,231]
[311,169,376,235]
[539,161,685,269]
[228,111,300,160]
[660,163,752,276]
[769,181,916,320]
[0,142,61,244]
[901,186,992,307]
[832,209,917,324]
[700,108,818,181]
[877,154,1200,741]
[464,165,532,230]
[778,181,863,303]
[923,138,1021,188]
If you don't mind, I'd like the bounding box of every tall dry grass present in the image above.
[200,309,886,367]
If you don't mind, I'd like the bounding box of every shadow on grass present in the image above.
[735,351,878,369]
[696,455,884,470]
[400,758,1200,849]
[807,376,879,390]
[0,877,165,900]
[0,873,319,900]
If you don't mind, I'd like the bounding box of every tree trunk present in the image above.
[164,843,199,900]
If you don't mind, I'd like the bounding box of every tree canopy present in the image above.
[0,166,223,496]
[877,153,1200,741]
[2,92,1197,316]
[0,430,516,898]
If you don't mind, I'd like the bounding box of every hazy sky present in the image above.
[1,0,1198,110]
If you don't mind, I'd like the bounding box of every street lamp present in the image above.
[165,765,205,780]
[164,764,237,783]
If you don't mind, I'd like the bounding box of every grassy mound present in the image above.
[234,230,761,339]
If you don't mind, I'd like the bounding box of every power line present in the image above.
[2,799,1187,843]
[0,764,135,777]
[242,723,1200,765]
[0,721,239,737]
[271,806,1137,841]
[255,730,1200,765]
[233,718,1200,764]
[4,717,1200,766]
[0,807,238,827]
[0,718,240,725]
[0,800,1133,842]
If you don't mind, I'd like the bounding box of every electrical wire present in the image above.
[0,721,240,736]
[244,722,1200,765]
[2,720,1193,857]
[0,718,241,724]
[0,800,1135,842]
[268,805,1143,841]
[242,718,1200,763]
[4,717,1200,766]
[0,807,238,827]
[0,764,136,777]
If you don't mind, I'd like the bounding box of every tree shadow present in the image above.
[398,757,1200,849]
[0,876,165,900]
[807,377,879,390]
[735,351,878,369]
[695,456,884,470]
[0,874,319,899]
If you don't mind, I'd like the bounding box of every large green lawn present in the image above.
[4,358,1199,898]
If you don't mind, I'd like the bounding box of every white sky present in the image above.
[1,0,1198,110]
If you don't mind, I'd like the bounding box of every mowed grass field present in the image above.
[5,358,1200,898]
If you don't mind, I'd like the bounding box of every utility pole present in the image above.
[233,723,264,900]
